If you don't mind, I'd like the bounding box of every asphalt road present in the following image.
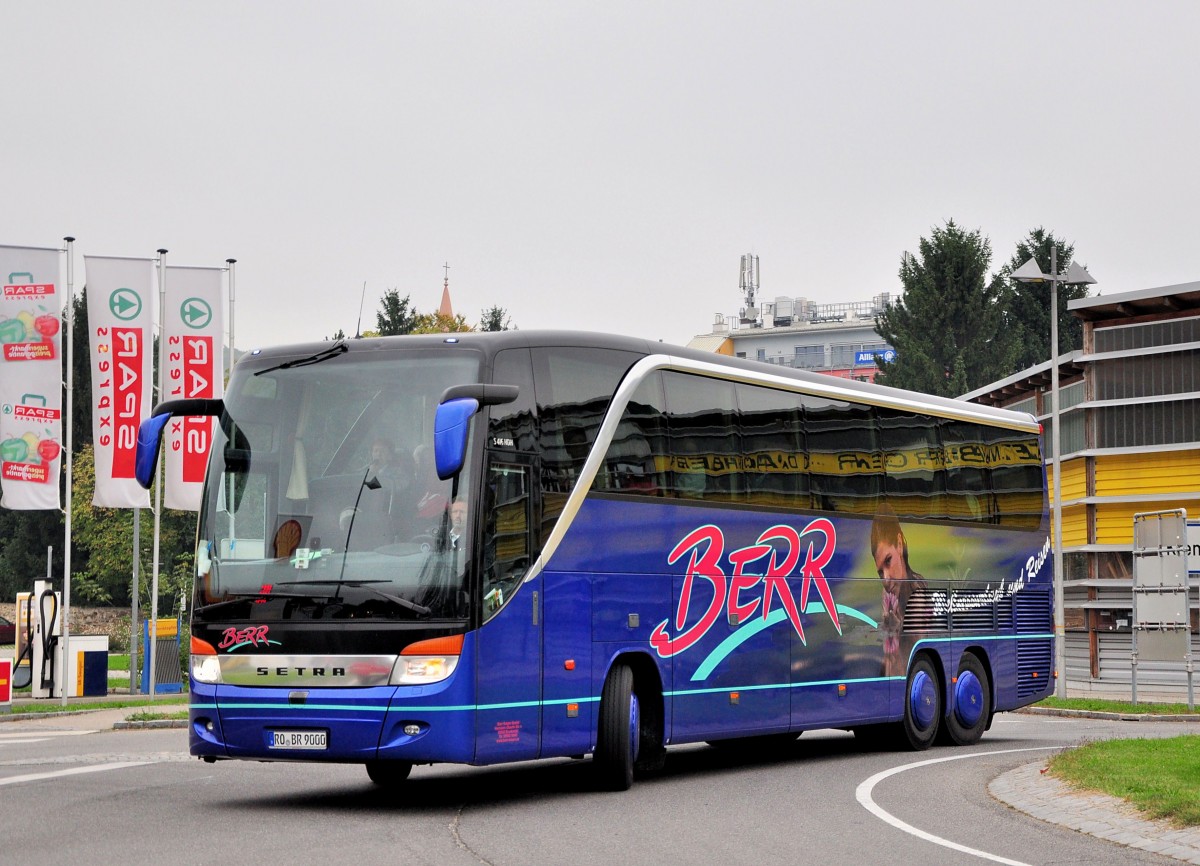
[0,712,1191,866]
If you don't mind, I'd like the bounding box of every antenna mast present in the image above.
[355,281,367,338]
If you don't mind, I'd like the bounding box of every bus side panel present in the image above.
[539,568,598,757]
[474,574,543,765]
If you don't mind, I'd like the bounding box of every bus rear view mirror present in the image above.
[135,398,225,489]
[434,385,519,481]
[434,398,480,480]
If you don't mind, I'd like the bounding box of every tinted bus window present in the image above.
[940,419,996,523]
[661,372,741,502]
[802,396,882,515]
[534,347,640,534]
[985,427,1045,529]
[736,383,809,510]
[877,407,947,520]
[489,348,538,453]
[596,371,668,497]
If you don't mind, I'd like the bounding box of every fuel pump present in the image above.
[27,580,62,699]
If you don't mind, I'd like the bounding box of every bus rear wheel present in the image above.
[942,652,990,746]
[899,656,941,750]
[595,663,638,791]
[366,760,413,786]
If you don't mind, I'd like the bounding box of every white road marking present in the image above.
[0,730,96,740]
[0,738,52,746]
[0,761,154,787]
[855,747,1056,866]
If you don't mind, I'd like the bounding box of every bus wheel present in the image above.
[900,656,941,750]
[366,760,413,786]
[943,653,990,746]
[595,663,638,791]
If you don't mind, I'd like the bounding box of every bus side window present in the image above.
[736,383,808,510]
[595,372,667,497]
[802,395,882,515]
[877,407,947,521]
[941,419,995,523]
[661,371,742,502]
[482,461,532,621]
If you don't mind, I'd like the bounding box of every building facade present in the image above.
[964,282,1200,700]
[689,294,896,384]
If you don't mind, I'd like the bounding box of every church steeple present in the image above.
[439,261,454,318]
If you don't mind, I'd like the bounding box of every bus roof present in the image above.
[240,330,1039,432]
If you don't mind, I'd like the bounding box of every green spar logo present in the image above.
[179,298,213,330]
[108,288,142,321]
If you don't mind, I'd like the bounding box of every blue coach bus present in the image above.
[137,331,1053,790]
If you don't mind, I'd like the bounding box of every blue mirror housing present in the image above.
[434,397,480,480]
[135,413,172,489]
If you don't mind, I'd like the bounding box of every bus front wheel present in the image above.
[900,656,941,750]
[366,760,413,786]
[942,652,990,746]
[595,663,638,791]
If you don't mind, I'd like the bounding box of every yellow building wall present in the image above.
[1058,503,1089,548]
[1094,451,1200,497]
[1047,458,1087,503]
[1094,499,1200,545]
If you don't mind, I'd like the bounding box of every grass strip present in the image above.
[1034,696,1197,715]
[124,710,189,722]
[1047,736,1200,827]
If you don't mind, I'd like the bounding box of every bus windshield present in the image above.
[193,347,480,625]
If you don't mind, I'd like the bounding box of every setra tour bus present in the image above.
[135,330,1054,790]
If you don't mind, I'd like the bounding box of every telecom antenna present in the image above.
[739,253,760,323]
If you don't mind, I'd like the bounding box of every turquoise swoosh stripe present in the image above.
[691,602,879,681]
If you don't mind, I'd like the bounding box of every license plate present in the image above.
[269,729,327,750]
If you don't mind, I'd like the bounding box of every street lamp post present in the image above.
[1012,247,1095,699]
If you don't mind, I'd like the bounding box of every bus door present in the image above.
[474,457,542,763]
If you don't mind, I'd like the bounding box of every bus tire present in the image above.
[899,655,941,750]
[365,760,413,786]
[595,663,638,791]
[942,652,990,746]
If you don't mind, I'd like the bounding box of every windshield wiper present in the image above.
[273,579,432,616]
[254,341,348,376]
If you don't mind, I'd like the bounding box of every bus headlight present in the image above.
[392,634,463,685]
[191,635,222,684]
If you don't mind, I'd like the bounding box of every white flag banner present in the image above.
[85,256,154,508]
[0,245,63,510]
[162,266,224,511]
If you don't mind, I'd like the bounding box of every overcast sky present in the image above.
[4,2,1199,351]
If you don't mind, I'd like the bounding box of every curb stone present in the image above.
[991,761,1200,865]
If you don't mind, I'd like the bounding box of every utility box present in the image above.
[66,635,109,697]
[142,618,182,694]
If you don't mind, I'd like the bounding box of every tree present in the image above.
[479,306,514,331]
[998,227,1094,372]
[326,328,346,341]
[69,443,195,608]
[410,311,472,334]
[875,221,1016,396]
[375,289,417,336]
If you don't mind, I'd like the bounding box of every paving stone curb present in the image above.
[991,761,1200,865]
[1017,706,1200,723]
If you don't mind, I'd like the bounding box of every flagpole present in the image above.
[149,248,167,700]
[60,236,75,706]
[226,259,236,381]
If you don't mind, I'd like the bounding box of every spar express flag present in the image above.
[85,256,154,508]
[0,245,63,510]
[161,266,223,511]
